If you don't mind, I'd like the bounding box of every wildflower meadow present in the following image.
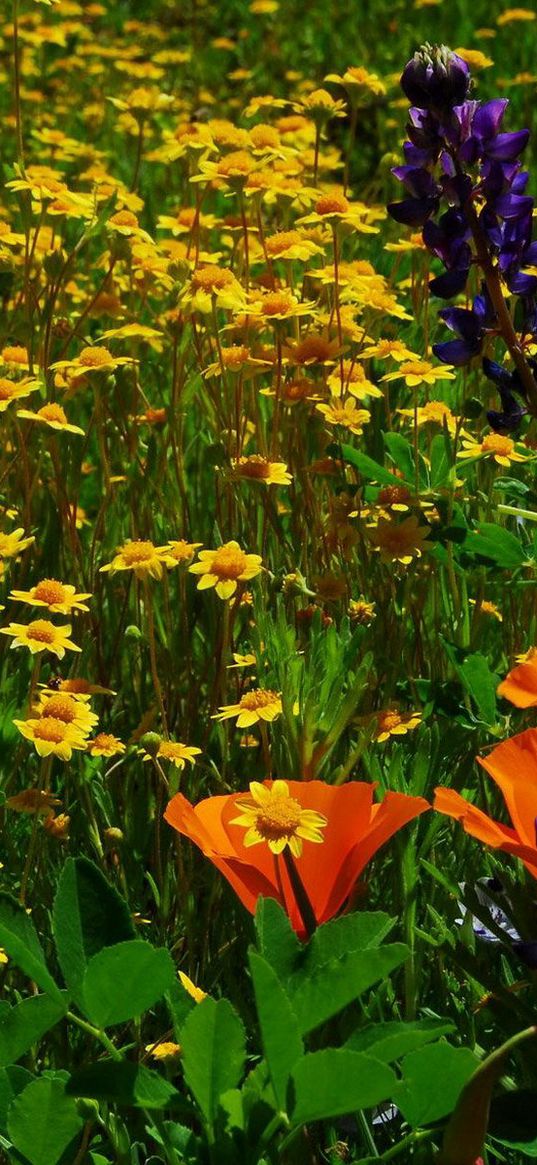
[3,0,537,1161]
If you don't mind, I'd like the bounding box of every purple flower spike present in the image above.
[401,44,470,111]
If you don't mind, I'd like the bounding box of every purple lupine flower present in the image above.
[388,44,537,426]
[401,44,470,111]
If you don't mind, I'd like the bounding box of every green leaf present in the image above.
[384,432,415,483]
[289,944,409,1036]
[305,911,395,964]
[345,1019,455,1062]
[430,433,452,489]
[489,1090,537,1155]
[441,640,499,725]
[0,994,67,1067]
[255,898,302,982]
[394,1041,479,1128]
[82,940,175,1027]
[7,1076,84,1165]
[463,523,526,568]
[0,1066,33,1134]
[249,951,303,1111]
[53,857,136,1009]
[337,444,409,486]
[66,1061,184,1110]
[0,894,62,1003]
[181,996,246,1126]
[289,1050,395,1126]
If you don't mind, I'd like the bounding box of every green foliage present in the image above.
[82,940,175,1027]
[7,1076,84,1165]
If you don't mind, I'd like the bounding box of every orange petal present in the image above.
[478,729,537,849]
[497,662,537,708]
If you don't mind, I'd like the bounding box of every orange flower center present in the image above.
[293,336,333,363]
[177,207,197,227]
[92,733,117,749]
[38,403,67,424]
[109,210,139,227]
[216,150,254,177]
[120,540,156,565]
[378,486,412,505]
[482,434,514,456]
[191,265,235,292]
[2,345,28,364]
[78,347,113,367]
[40,695,77,723]
[211,545,248,579]
[27,620,56,644]
[222,345,250,368]
[261,291,294,316]
[253,792,302,842]
[33,717,68,743]
[0,379,17,400]
[236,455,271,479]
[61,678,92,693]
[250,124,280,149]
[158,742,184,760]
[265,230,302,257]
[399,361,431,375]
[421,401,450,422]
[378,711,402,732]
[239,688,279,710]
[33,578,67,604]
[168,539,196,562]
[315,193,349,215]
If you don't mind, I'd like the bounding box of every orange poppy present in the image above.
[497,660,537,708]
[164,780,429,937]
[434,728,537,878]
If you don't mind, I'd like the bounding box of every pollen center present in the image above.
[33,717,68,743]
[315,193,349,215]
[34,579,67,604]
[78,347,113,367]
[239,688,279,710]
[482,434,514,455]
[40,695,77,723]
[255,793,303,842]
[120,540,155,565]
[38,404,68,424]
[211,546,247,578]
[27,620,56,644]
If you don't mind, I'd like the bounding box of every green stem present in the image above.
[66,1010,122,1061]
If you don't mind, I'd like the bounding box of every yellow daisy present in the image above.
[189,541,263,600]
[10,578,92,613]
[230,779,327,857]
[14,717,87,761]
[1,620,81,658]
[100,540,173,581]
[213,689,282,728]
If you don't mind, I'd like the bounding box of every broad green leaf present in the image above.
[345,1019,455,1062]
[289,944,409,1036]
[7,1076,84,1165]
[255,898,302,981]
[337,444,409,486]
[0,994,66,1067]
[53,857,136,1008]
[181,996,246,1126]
[0,1066,33,1134]
[459,653,499,725]
[249,951,303,1111]
[384,432,415,483]
[430,433,452,489]
[289,1050,395,1126]
[463,523,526,568]
[395,1041,479,1128]
[66,1061,184,1110]
[82,940,175,1027]
[0,893,62,1003]
[305,911,395,965]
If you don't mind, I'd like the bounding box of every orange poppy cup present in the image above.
[165,780,429,937]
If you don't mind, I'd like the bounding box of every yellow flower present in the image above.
[298,193,379,233]
[1,345,30,371]
[189,541,263,600]
[458,434,529,467]
[454,47,494,69]
[50,347,134,376]
[143,741,202,769]
[397,400,460,435]
[228,652,257,668]
[375,709,422,743]
[367,516,430,565]
[182,265,246,315]
[203,345,271,379]
[165,540,203,568]
[497,7,535,23]
[469,599,503,622]
[1,620,82,658]
[0,378,41,412]
[87,733,126,757]
[178,970,207,1003]
[100,540,173,581]
[263,230,324,263]
[349,598,376,624]
[327,361,383,400]
[17,403,85,436]
[232,456,292,486]
[32,691,97,735]
[246,289,316,323]
[294,88,347,121]
[6,789,61,814]
[230,779,327,857]
[381,360,456,388]
[358,339,419,362]
[14,717,87,761]
[213,689,282,728]
[145,1041,182,1062]
[10,578,92,613]
[0,529,34,559]
[316,398,371,435]
[325,66,387,99]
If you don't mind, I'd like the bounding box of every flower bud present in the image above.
[139,731,161,757]
[401,44,470,110]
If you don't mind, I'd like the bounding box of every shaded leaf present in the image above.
[82,941,175,1027]
[0,894,62,1003]
[7,1076,83,1165]
[66,1061,184,1111]
[289,1050,395,1126]
[0,994,66,1068]
[249,951,302,1111]
[181,997,246,1126]
[395,1041,479,1128]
